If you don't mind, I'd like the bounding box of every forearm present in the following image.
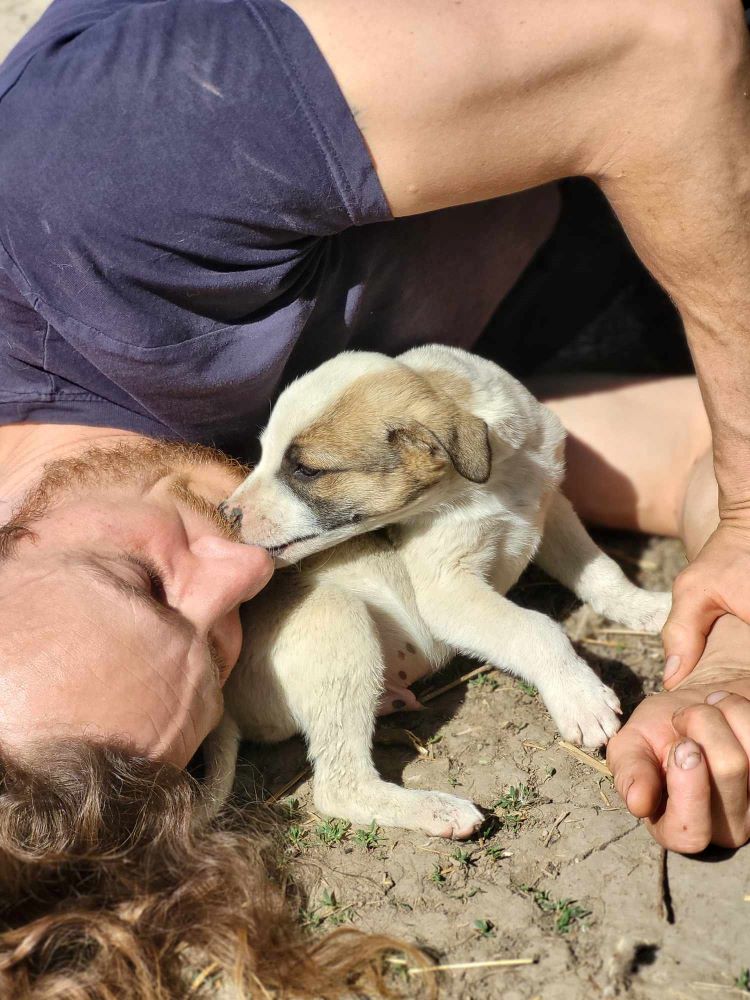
[595,25,750,517]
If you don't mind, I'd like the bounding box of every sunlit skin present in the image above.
[0,424,273,767]
[539,376,750,851]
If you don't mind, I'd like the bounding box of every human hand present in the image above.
[662,521,750,689]
[606,679,750,852]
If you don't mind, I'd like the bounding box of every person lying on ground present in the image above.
[1,0,750,991]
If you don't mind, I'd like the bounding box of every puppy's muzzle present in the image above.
[218,501,243,530]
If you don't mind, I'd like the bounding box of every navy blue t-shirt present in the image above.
[0,0,555,459]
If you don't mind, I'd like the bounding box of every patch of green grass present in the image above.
[469,672,499,691]
[494,784,536,812]
[287,824,308,850]
[428,864,447,886]
[484,844,509,862]
[554,900,590,934]
[451,847,477,871]
[314,818,351,846]
[353,821,381,850]
[473,918,495,938]
[520,885,590,934]
[493,783,538,829]
[736,969,750,992]
[447,772,461,787]
[516,679,538,697]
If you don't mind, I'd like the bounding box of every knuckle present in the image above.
[670,569,702,603]
[711,755,749,784]
[661,620,688,645]
[675,703,712,729]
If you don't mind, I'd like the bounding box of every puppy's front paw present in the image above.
[406,790,485,839]
[612,589,671,633]
[544,673,621,749]
[315,783,483,839]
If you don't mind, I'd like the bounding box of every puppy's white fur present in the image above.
[206,346,670,839]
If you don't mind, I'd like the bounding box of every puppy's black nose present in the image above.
[218,501,243,528]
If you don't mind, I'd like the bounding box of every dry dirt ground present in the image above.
[236,535,749,1000]
[2,10,749,1000]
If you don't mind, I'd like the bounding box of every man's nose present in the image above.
[189,535,273,615]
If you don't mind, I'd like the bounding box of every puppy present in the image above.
[205,345,670,839]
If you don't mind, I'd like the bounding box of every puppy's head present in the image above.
[223,352,491,564]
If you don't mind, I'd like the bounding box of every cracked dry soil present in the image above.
[235,534,749,1000]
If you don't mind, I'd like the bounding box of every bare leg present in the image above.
[550,376,750,849]
[532,374,711,536]
[536,374,748,689]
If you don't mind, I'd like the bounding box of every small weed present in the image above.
[521,885,590,934]
[473,918,495,938]
[517,680,538,697]
[447,772,461,787]
[485,844,509,862]
[303,890,354,929]
[555,901,590,933]
[494,784,536,812]
[469,672,499,691]
[477,814,503,840]
[427,734,443,745]
[388,898,413,912]
[493,783,538,830]
[428,864,447,885]
[451,847,477,871]
[736,969,750,992]
[314,818,351,846]
[287,824,307,850]
[353,822,381,850]
[280,796,300,817]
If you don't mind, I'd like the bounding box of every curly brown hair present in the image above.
[0,739,428,999]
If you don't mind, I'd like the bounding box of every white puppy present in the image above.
[206,345,670,839]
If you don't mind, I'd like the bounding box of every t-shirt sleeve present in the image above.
[0,0,391,351]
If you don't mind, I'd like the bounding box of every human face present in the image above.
[0,441,273,766]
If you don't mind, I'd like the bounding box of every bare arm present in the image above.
[289,0,750,670]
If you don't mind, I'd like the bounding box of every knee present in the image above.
[645,0,748,88]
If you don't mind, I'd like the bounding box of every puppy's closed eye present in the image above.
[293,462,325,481]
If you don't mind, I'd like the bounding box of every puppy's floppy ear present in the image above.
[387,423,449,478]
[442,411,491,484]
[388,413,491,484]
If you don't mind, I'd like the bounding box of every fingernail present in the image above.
[674,739,702,770]
[706,690,730,705]
[624,776,635,809]
[664,654,681,681]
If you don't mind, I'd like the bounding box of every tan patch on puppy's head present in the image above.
[280,366,490,530]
